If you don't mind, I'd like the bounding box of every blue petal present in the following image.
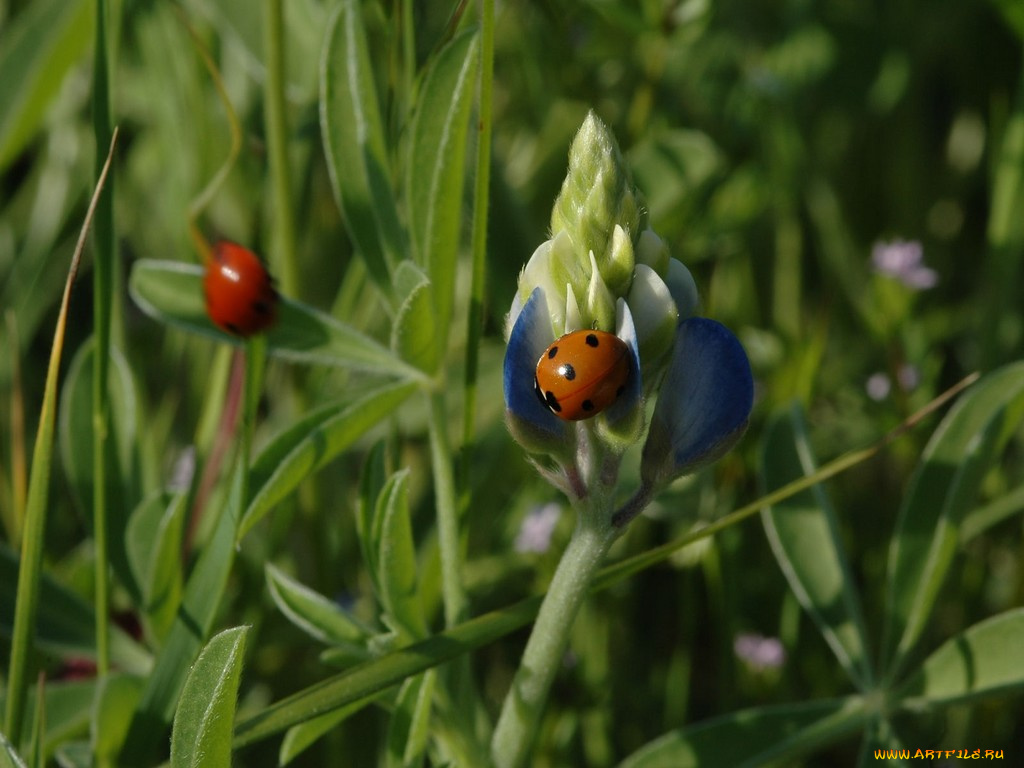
[641,317,753,484]
[503,288,570,444]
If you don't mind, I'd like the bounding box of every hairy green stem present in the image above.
[92,0,115,686]
[491,512,616,768]
[428,392,468,626]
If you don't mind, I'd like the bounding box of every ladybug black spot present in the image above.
[584,333,599,347]
[544,390,562,413]
[547,346,559,359]
[558,363,576,381]
[534,379,546,406]
[581,399,594,412]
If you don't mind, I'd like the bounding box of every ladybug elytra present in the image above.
[203,241,278,337]
[534,329,630,421]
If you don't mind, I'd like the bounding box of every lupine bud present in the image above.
[503,111,752,525]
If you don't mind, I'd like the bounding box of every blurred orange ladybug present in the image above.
[534,329,630,420]
[203,241,278,337]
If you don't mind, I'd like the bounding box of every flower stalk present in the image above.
[491,461,618,768]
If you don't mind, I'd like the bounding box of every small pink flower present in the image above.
[515,503,562,553]
[734,632,786,671]
[871,240,937,290]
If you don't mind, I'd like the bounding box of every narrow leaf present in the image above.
[4,130,116,742]
[356,441,391,596]
[0,731,28,768]
[0,544,151,674]
[319,0,405,290]
[170,626,249,768]
[883,363,1024,675]
[279,695,383,766]
[406,29,480,367]
[233,597,542,748]
[128,260,421,379]
[92,674,143,763]
[616,697,868,768]
[240,381,418,539]
[125,490,187,641]
[265,563,371,650]
[0,0,93,171]
[376,471,427,641]
[391,271,439,372]
[894,608,1024,708]
[121,461,244,761]
[59,341,141,600]
[760,403,872,690]
[386,670,436,768]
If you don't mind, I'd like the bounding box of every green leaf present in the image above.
[92,675,143,763]
[122,462,245,761]
[0,0,93,171]
[760,403,872,690]
[240,381,419,539]
[616,697,869,768]
[320,0,405,290]
[0,731,28,768]
[391,263,439,372]
[126,490,187,642]
[386,670,436,768]
[0,680,98,762]
[279,695,383,766]
[357,441,392,596]
[59,340,142,599]
[376,471,428,641]
[28,676,44,768]
[405,29,480,368]
[265,563,371,651]
[170,626,249,768]
[0,544,151,674]
[233,596,542,749]
[894,608,1024,708]
[882,362,1024,676]
[52,741,89,768]
[960,482,1024,542]
[129,260,422,379]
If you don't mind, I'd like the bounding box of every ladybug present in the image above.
[203,241,278,337]
[534,329,630,421]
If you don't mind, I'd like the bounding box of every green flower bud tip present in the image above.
[550,112,640,284]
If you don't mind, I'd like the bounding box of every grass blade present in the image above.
[3,128,117,744]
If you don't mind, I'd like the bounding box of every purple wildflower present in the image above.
[734,632,786,671]
[515,503,562,553]
[871,240,937,290]
[866,373,892,401]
